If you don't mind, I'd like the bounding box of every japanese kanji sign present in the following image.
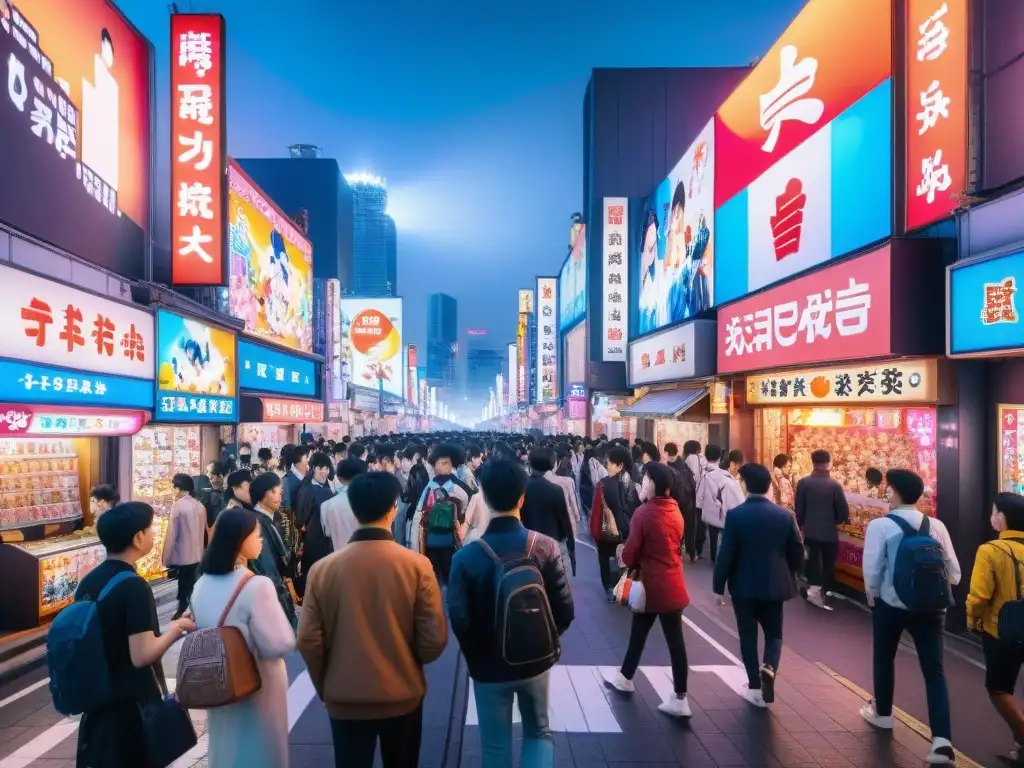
[629,321,699,387]
[238,340,317,398]
[170,13,226,286]
[714,0,892,208]
[516,312,528,404]
[905,0,968,232]
[717,244,892,374]
[2,264,153,380]
[260,397,324,424]
[0,403,147,437]
[535,277,558,402]
[745,359,936,406]
[948,248,1024,356]
[602,198,628,361]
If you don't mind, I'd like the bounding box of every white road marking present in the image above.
[0,718,79,767]
[0,678,49,711]
[681,614,743,667]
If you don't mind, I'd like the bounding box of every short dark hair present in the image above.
[342,435,351,444]
[249,472,281,506]
[172,473,195,494]
[309,451,333,471]
[97,501,153,554]
[257,447,273,462]
[337,458,367,482]
[90,484,120,505]
[209,461,228,478]
[332,443,348,457]
[773,454,790,470]
[290,445,311,466]
[226,469,251,491]
[996,492,1024,531]
[811,449,831,465]
[430,442,464,467]
[466,443,483,460]
[728,449,744,466]
[739,463,772,495]
[682,440,701,457]
[644,461,674,497]
[606,445,631,468]
[376,444,396,463]
[349,443,367,460]
[886,469,924,505]
[664,442,679,458]
[201,508,258,575]
[865,467,883,486]
[347,472,402,524]
[478,458,528,514]
[528,446,556,473]
[643,442,662,462]
[705,444,723,462]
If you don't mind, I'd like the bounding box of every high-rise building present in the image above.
[345,173,398,297]
[466,330,504,401]
[427,292,458,386]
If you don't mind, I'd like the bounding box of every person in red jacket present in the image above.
[603,461,691,718]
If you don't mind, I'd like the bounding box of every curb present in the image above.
[442,650,468,768]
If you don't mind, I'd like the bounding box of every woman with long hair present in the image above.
[604,462,691,719]
[190,508,296,767]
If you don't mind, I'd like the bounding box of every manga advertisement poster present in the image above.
[227,160,313,354]
[637,119,714,336]
[155,310,237,421]
[0,0,151,278]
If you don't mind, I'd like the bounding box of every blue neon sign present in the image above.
[238,340,317,398]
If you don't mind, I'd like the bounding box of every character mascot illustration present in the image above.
[159,321,230,395]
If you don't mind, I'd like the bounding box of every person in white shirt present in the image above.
[860,469,960,765]
[319,459,368,551]
[696,446,745,564]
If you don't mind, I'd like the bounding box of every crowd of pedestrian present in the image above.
[48,429,1024,767]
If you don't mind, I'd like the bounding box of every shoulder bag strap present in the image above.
[473,537,504,568]
[525,530,537,558]
[919,515,931,537]
[97,570,138,601]
[993,541,1024,601]
[217,570,254,627]
[885,513,915,537]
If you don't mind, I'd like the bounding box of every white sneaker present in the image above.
[657,693,692,718]
[859,701,894,730]
[927,737,955,764]
[604,671,635,693]
[744,688,767,708]
[806,586,835,611]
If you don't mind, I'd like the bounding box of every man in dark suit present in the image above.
[522,447,576,576]
[713,463,804,709]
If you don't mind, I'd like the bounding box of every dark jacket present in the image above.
[447,516,574,682]
[589,473,632,542]
[249,504,298,628]
[795,469,851,543]
[282,469,305,513]
[297,480,336,566]
[713,495,805,601]
[621,496,689,613]
[521,474,575,552]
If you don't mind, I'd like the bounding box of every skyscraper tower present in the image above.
[345,173,398,296]
[427,292,458,387]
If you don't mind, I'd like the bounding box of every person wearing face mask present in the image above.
[967,492,1024,764]
[237,441,253,468]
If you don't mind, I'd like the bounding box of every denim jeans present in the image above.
[732,598,784,689]
[473,671,553,768]
[872,599,951,740]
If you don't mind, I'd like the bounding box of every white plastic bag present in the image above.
[613,570,646,612]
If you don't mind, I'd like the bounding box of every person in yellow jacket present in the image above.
[967,492,1024,763]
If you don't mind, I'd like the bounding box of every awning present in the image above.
[620,387,708,418]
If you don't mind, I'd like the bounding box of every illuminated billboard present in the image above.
[560,222,586,330]
[227,160,313,353]
[338,298,404,398]
[0,0,153,278]
[536,277,557,402]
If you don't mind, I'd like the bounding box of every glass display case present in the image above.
[754,406,937,587]
[131,425,202,581]
[0,438,82,531]
[999,405,1024,494]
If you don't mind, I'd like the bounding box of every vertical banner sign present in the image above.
[536,278,558,402]
[906,0,968,232]
[602,198,628,361]
[407,345,417,404]
[516,313,528,404]
[507,343,516,408]
[170,14,226,286]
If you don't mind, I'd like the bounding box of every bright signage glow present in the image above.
[602,198,628,357]
[155,310,237,421]
[0,404,147,436]
[535,277,558,402]
[338,298,404,398]
[560,224,587,330]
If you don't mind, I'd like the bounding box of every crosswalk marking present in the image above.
[0,718,79,768]
[0,678,49,711]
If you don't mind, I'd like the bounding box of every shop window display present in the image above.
[655,420,708,454]
[998,405,1024,494]
[1,439,82,531]
[131,426,201,581]
[755,406,937,588]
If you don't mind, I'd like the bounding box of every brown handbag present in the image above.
[175,571,263,709]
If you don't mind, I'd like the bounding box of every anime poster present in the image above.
[155,310,237,421]
[227,162,313,354]
[637,119,714,336]
[559,222,587,330]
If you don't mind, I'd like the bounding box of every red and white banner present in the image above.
[0,404,147,436]
[717,245,892,374]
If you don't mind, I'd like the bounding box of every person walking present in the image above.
[189,508,296,768]
[295,451,336,595]
[696,445,744,564]
[521,448,576,577]
[712,463,804,707]
[603,462,691,717]
[448,458,575,767]
[248,473,298,629]
[298,472,447,768]
[795,450,851,610]
[412,444,473,585]
[162,474,208,620]
[680,440,707,561]
[967,492,1024,763]
[589,445,633,600]
[771,454,795,511]
[860,469,960,764]
[319,458,368,551]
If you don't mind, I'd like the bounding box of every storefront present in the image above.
[234,338,321,453]
[622,319,718,449]
[560,323,588,434]
[590,394,637,441]
[718,242,946,592]
[0,265,155,629]
[130,309,239,581]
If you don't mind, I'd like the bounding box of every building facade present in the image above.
[345,174,398,297]
[466,330,504,401]
[427,292,458,386]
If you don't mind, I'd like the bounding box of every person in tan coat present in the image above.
[297,471,447,768]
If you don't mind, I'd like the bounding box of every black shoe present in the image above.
[759,665,776,704]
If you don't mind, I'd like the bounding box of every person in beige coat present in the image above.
[162,473,208,619]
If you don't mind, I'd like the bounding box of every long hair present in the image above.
[202,507,258,575]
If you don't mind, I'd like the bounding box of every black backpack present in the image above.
[200,487,226,527]
[992,539,1024,643]
[474,532,559,670]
